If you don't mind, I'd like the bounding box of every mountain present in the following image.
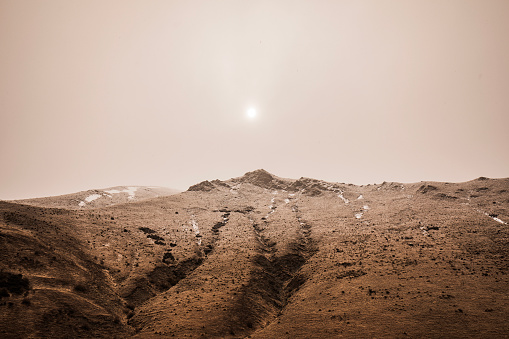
[1,171,508,338]
[12,186,181,209]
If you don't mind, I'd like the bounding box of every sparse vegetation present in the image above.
[139,227,156,234]
[1,171,508,338]
[147,234,164,241]
[0,271,30,297]
[73,283,88,293]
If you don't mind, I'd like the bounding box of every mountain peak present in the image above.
[187,169,350,195]
[188,180,216,192]
[241,169,273,179]
[239,169,282,189]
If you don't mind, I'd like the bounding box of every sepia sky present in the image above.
[1,0,509,199]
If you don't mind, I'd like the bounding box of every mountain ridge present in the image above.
[1,171,508,338]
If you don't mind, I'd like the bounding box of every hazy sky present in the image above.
[1,0,508,199]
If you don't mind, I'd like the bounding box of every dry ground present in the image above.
[1,170,508,338]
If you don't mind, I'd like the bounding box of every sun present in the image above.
[247,107,257,119]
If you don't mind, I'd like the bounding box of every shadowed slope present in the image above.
[0,202,132,338]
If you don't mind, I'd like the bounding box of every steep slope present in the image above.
[0,202,132,338]
[1,171,508,338]
[12,186,181,210]
[129,174,509,338]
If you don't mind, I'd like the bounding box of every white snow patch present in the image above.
[284,199,290,204]
[363,205,370,210]
[85,194,102,203]
[126,187,137,200]
[355,213,363,219]
[103,187,138,200]
[191,218,199,234]
[357,195,364,200]
[230,183,241,194]
[265,199,277,219]
[338,192,349,204]
[190,217,201,245]
[288,193,295,197]
[78,193,102,206]
[483,212,507,224]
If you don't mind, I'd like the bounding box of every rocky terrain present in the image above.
[1,170,508,338]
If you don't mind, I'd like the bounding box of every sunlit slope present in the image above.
[1,170,508,338]
[130,173,509,338]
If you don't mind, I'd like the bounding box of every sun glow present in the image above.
[247,107,257,119]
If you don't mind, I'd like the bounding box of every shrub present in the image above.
[0,287,9,299]
[0,271,30,295]
[74,284,88,293]
[138,227,156,234]
[147,234,164,241]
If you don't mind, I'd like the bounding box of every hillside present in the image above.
[1,170,508,338]
[12,186,181,210]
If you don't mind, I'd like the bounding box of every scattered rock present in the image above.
[475,187,489,192]
[434,193,458,200]
[418,185,438,194]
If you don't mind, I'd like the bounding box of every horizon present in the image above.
[2,1,509,200]
[4,168,508,201]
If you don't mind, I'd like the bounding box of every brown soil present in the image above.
[1,171,508,338]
